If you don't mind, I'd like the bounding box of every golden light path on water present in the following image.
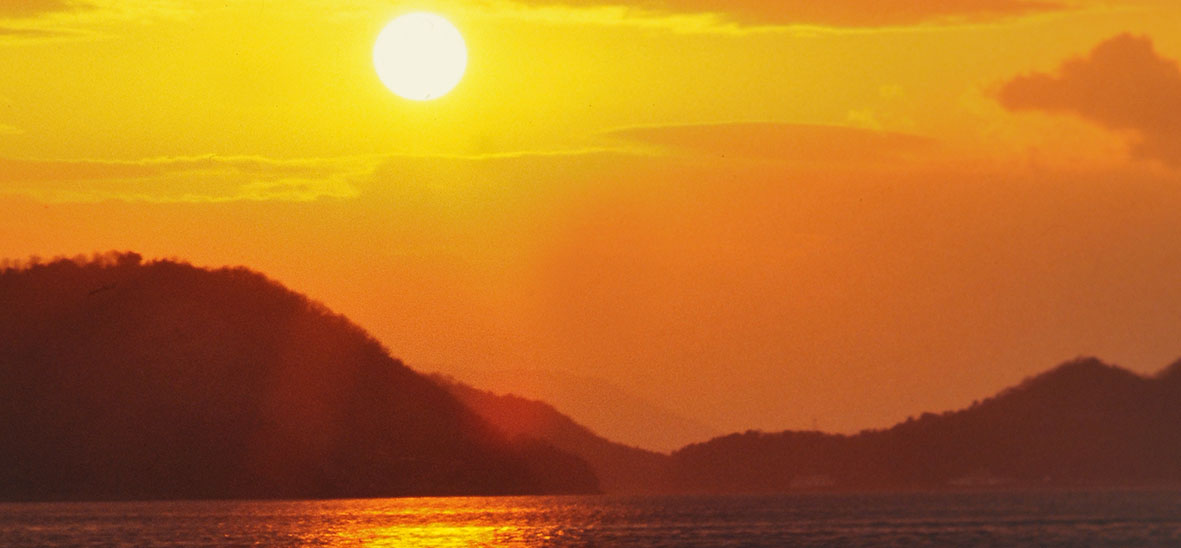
[302,497,573,547]
[338,525,512,547]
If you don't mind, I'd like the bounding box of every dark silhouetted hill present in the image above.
[0,253,598,501]
[669,358,1181,493]
[431,375,673,493]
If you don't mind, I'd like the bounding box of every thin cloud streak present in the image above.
[0,148,629,203]
[0,155,367,203]
[496,0,1070,29]
[606,122,932,163]
[0,0,88,19]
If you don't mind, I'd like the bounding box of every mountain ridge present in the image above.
[433,357,1181,494]
[436,367,718,453]
[0,252,598,501]
[431,374,674,493]
[3,252,1177,498]
[668,357,1181,492]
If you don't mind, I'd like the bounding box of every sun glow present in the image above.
[373,13,468,101]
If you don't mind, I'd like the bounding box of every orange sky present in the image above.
[2,0,1180,441]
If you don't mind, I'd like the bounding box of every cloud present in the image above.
[0,0,88,18]
[0,0,97,40]
[0,155,365,202]
[502,0,1066,28]
[0,156,331,183]
[0,148,635,204]
[606,122,931,164]
[998,34,1181,167]
[0,26,53,36]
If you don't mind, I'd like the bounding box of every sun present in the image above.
[373,13,467,101]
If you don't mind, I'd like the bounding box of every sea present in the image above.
[2,490,1179,547]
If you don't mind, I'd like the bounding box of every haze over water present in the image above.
[3,492,1180,547]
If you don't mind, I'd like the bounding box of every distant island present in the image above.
[444,358,1181,493]
[666,357,1181,492]
[432,368,719,453]
[2,252,1179,501]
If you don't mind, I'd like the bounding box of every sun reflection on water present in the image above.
[317,497,577,547]
[342,525,503,547]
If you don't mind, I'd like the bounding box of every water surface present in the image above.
[2,490,1179,547]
